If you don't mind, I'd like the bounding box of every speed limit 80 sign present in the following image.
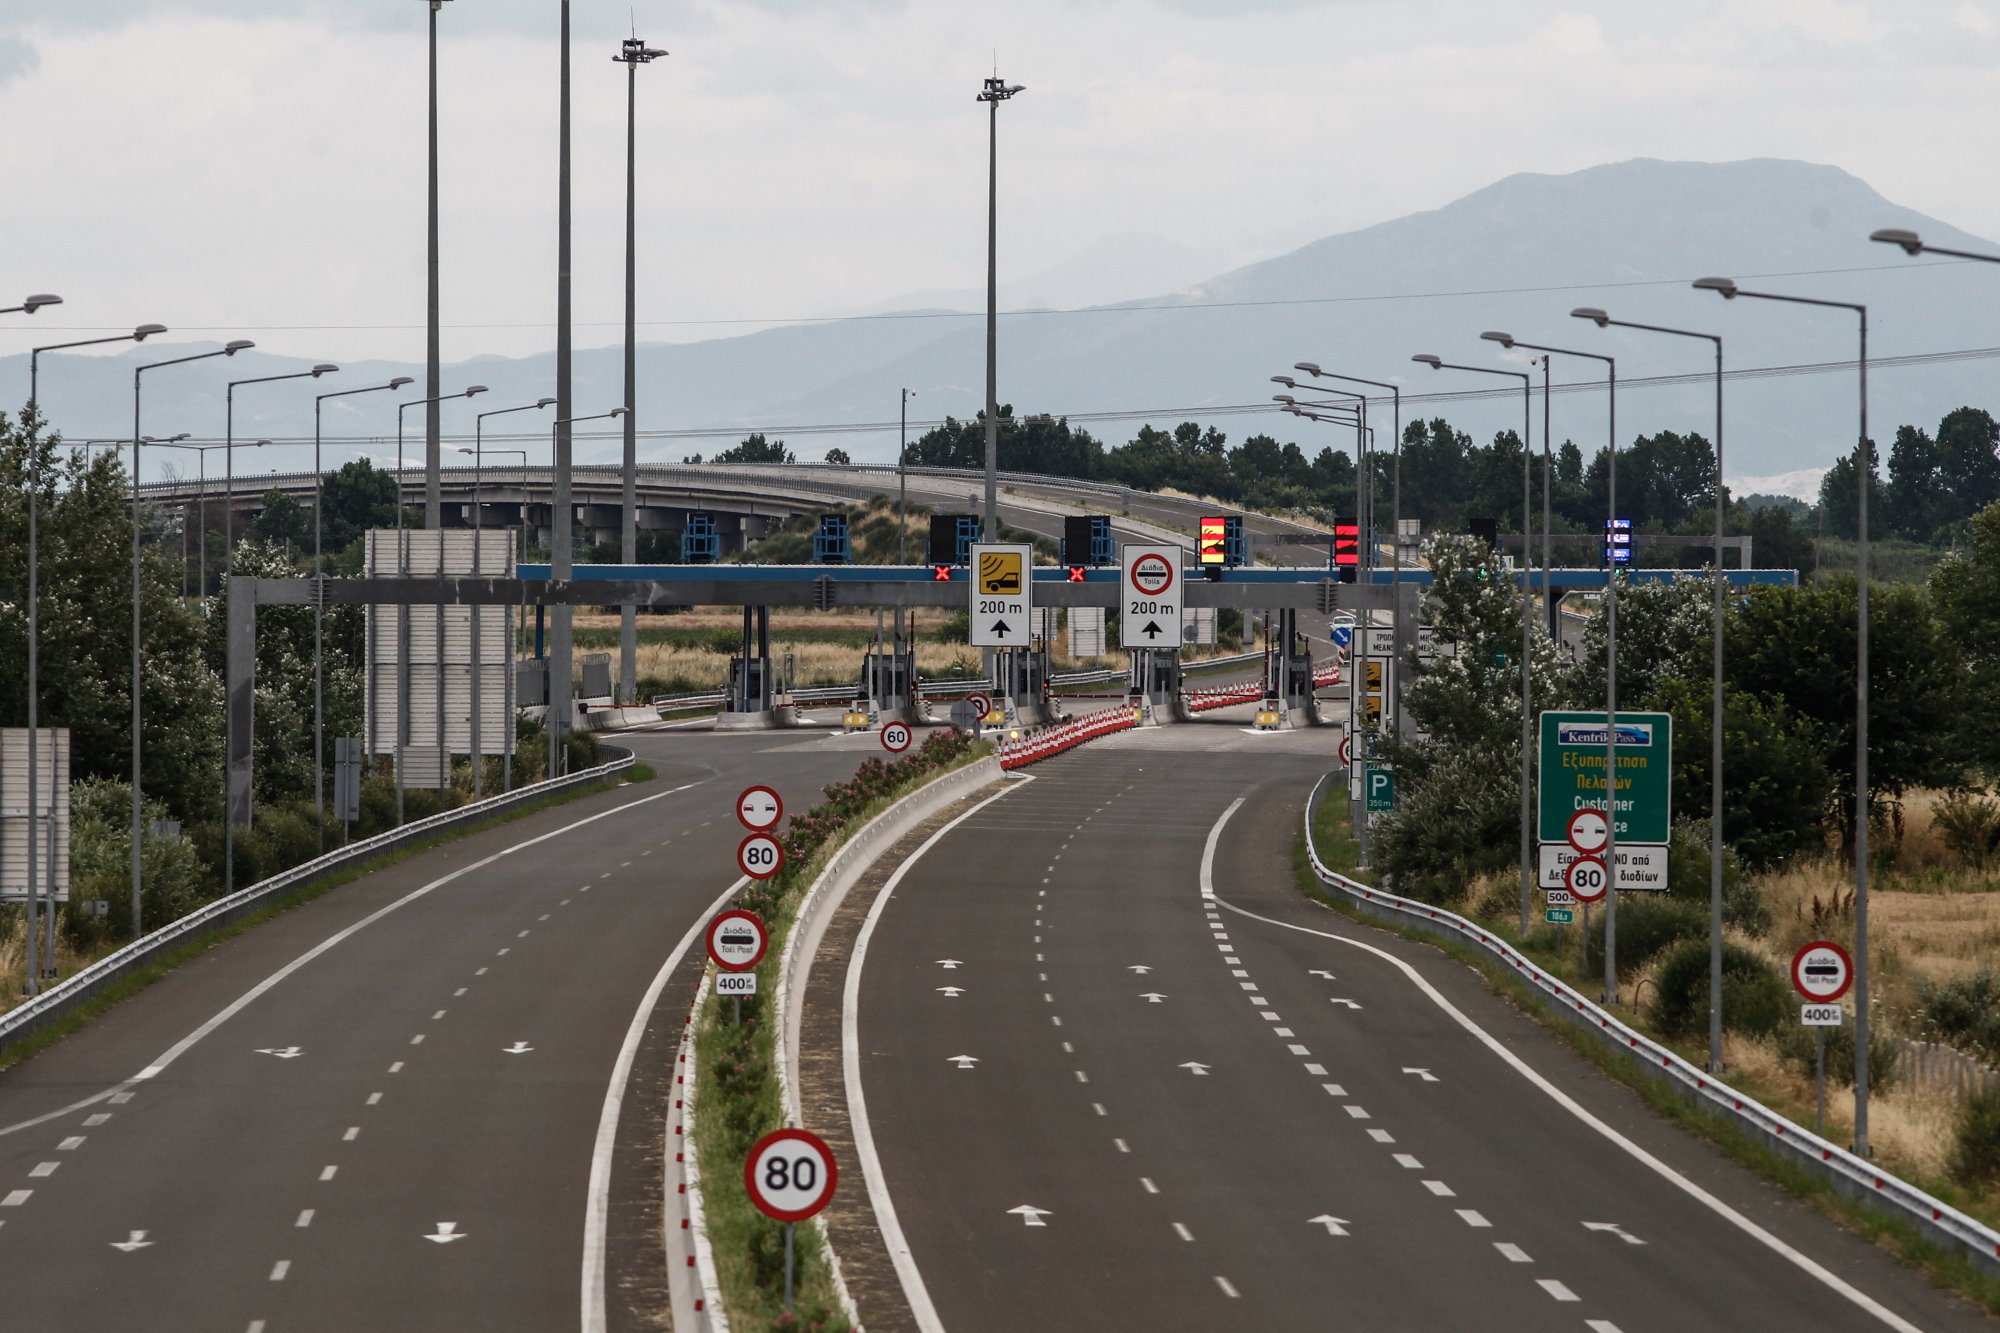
[737,833,784,880]
[745,1127,838,1223]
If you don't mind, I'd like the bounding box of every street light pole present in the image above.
[1574,306,1727,1073]
[1416,354,1534,938]
[223,367,337,893]
[134,341,254,938]
[314,377,412,850]
[976,75,1023,544]
[1696,274,1871,1153]
[549,409,627,778]
[468,399,555,800]
[424,0,454,527]
[898,386,916,653]
[615,35,666,707]
[25,322,164,989]
[482,445,530,794]
[1474,335,1616,996]
[394,386,487,823]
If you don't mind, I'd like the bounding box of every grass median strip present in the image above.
[690,732,990,1332]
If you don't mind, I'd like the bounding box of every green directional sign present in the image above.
[1537,711,1672,846]
[1545,908,1575,925]
[1365,765,1395,813]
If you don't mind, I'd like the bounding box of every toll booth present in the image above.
[716,605,790,729]
[1269,608,1319,726]
[1127,648,1183,723]
[995,646,1055,726]
[859,649,917,724]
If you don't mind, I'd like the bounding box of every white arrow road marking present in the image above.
[936,987,964,997]
[1139,993,1167,1003]
[255,1047,303,1059]
[946,1055,979,1069]
[1007,1205,1051,1227]
[1403,1067,1439,1082]
[936,959,963,969]
[1309,970,1336,979]
[1584,1222,1646,1245]
[1128,964,1153,974]
[1328,998,1363,1009]
[503,1042,534,1055]
[425,1222,465,1244]
[110,1230,153,1251]
[1179,1062,1211,1075]
[1307,1215,1350,1236]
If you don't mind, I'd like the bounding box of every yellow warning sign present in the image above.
[978,550,1023,595]
[1366,661,1383,689]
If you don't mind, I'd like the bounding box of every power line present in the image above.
[8,258,1975,337]
[138,341,2000,449]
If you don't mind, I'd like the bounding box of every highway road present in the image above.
[840,731,1991,1332]
[0,729,880,1332]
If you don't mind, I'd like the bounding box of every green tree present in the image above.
[823,447,851,465]
[1931,500,2000,771]
[1884,423,1942,540]
[319,458,399,555]
[712,433,794,465]
[1815,438,1882,542]
[250,487,310,554]
[1934,407,2000,529]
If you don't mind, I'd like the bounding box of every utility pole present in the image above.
[551,0,575,769]
[425,0,452,526]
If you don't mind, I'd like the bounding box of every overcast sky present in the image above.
[4,0,1997,373]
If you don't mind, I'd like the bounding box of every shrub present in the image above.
[1933,789,2000,869]
[1951,1084,2000,1187]
[1650,938,1789,1040]
[1917,968,2000,1065]
[1587,895,1708,976]
[1777,1018,1901,1093]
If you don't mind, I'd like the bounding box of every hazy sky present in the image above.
[4,0,1997,371]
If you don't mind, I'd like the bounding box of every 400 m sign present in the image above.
[1537,711,1672,847]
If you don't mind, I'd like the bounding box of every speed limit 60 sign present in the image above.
[746,1127,838,1223]
[881,721,913,754]
[737,833,784,880]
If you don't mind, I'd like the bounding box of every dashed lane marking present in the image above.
[296,1210,314,1228]
[1457,1210,1492,1228]
[269,1260,290,1281]
[1537,1279,1579,1302]
[1214,1276,1240,1299]
[318,1166,336,1182]
[1495,1242,1532,1263]
[1422,1181,1455,1197]
[1173,1223,1194,1242]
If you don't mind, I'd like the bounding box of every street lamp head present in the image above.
[1870,227,1924,255]
[536,397,557,408]
[1411,354,1442,368]
[1479,330,1515,348]
[389,376,414,389]
[1571,307,1610,327]
[133,323,168,340]
[1272,393,1296,404]
[1692,276,1738,299]
[609,407,628,418]
[1269,375,1296,387]
[224,340,255,353]
[464,384,489,397]
[456,446,475,456]
[978,77,1024,102]
[311,363,339,377]
[617,38,668,62]
[1292,361,1322,376]
[251,439,270,447]
[22,294,62,313]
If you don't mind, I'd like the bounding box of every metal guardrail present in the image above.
[0,746,636,1057]
[1300,775,2000,1276]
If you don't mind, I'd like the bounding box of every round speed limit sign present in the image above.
[881,721,913,754]
[737,833,784,880]
[1565,854,1609,904]
[745,1127,838,1223]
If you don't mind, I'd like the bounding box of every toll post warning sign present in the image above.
[968,543,1033,648]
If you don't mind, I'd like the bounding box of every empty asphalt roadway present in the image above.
[846,728,1993,1332]
[0,728,875,1332]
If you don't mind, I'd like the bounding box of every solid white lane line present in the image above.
[843,779,1027,1333]
[318,1166,336,1181]
[296,1209,314,1227]
[581,873,748,1333]
[1173,1222,1194,1242]
[1537,1279,1579,1302]
[1214,1276,1240,1299]
[1209,894,1928,1333]
[0,780,712,1143]
[1495,1242,1532,1263]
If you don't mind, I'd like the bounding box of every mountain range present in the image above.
[7,157,1997,500]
